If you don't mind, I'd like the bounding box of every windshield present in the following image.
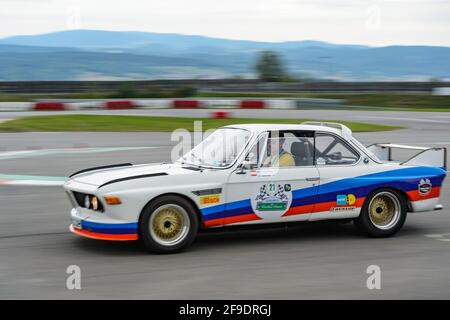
[180,128,251,168]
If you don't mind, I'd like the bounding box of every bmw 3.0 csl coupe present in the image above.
[64,122,447,253]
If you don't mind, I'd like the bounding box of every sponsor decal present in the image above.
[337,194,347,206]
[347,194,356,205]
[418,178,432,196]
[248,168,279,177]
[251,182,292,219]
[337,194,356,206]
[200,195,221,205]
[330,206,356,212]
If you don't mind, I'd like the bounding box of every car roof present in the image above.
[223,123,347,137]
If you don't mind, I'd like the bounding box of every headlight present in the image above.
[91,196,99,211]
[84,195,90,208]
[72,192,104,212]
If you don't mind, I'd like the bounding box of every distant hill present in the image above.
[0,30,366,51]
[0,30,448,81]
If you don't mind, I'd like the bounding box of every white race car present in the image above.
[64,122,447,253]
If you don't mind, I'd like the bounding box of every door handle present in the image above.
[305,177,320,182]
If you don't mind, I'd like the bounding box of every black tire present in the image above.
[139,195,199,253]
[354,188,407,237]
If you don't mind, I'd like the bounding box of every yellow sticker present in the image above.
[200,195,220,205]
[347,194,356,206]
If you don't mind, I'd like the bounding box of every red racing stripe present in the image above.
[203,218,223,228]
[204,213,261,228]
[283,204,314,217]
[224,213,261,225]
[406,186,441,202]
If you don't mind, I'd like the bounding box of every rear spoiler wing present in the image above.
[367,143,447,169]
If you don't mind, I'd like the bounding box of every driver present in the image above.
[263,137,295,167]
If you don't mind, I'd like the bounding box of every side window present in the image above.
[315,133,359,165]
[245,133,268,167]
[261,131,314,167]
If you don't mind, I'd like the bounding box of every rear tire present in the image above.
[139,195,198,253]
[354,189,407,237]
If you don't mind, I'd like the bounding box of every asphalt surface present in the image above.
[0,109,450,299]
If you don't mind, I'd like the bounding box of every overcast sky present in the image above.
[0,0,449,46]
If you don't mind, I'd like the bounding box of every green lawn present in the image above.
[0,115,401,133]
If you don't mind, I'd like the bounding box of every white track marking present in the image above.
[0,146,162,160]
[0,173,68,187]
[425,233,450,242]
[424,234,450,238]
[2,180,66,186]
[354,115,450,124]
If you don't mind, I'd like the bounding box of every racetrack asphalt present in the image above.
[0,109,449,299]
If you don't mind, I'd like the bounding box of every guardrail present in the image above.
[0,80,448,94]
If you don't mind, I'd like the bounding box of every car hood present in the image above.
[71,163,187,187]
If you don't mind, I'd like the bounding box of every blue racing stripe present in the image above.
[317,166,445,195]
[201,199,250,216]
[81,221,138,235]
[200,166,446,221]
[201,204,227,216]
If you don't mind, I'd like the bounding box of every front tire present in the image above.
[355,189,407,237]
[139,195,198,253]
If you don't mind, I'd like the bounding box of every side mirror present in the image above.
[242,160,257,170]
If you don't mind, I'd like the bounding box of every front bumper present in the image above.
[70,208,138,241]
[70,225,138,241]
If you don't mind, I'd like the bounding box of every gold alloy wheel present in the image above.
[149,204,190,246]
[368,192,401,230]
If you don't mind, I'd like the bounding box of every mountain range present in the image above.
[0,29,449,81]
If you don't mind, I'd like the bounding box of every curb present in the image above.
[5,98,347,111]
[33,102,66,111]
[105,100,136,110]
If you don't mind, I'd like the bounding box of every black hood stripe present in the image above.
[98,173,168,189]
[70,163,133,178]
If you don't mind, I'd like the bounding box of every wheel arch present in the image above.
[139,192,204,231]
[363,186,409,210]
